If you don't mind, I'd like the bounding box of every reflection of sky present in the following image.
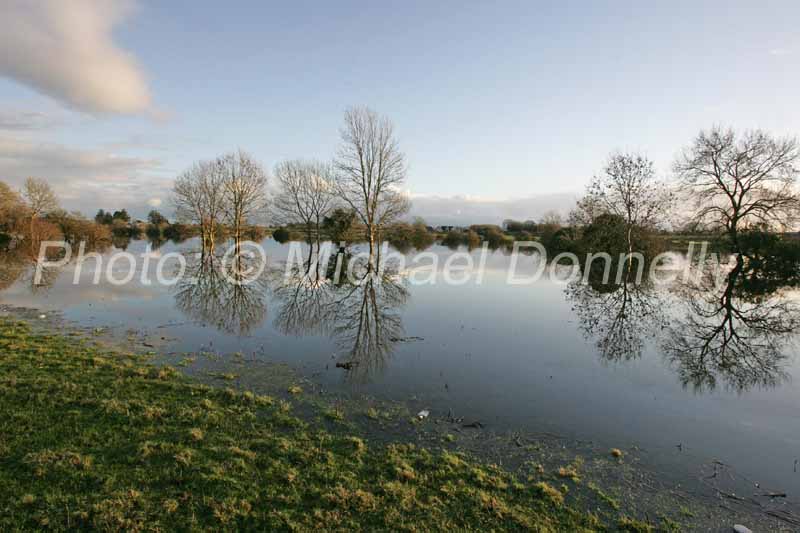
[1,238,800,494]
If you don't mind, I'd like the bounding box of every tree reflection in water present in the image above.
[0,248,61,294]
[269,248,408,382]
[173,252,268,336]
[662,257,799,393]
[0,251,30,293]
[566,269,666,362]
[568,254,800,393]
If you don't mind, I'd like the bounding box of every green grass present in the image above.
[0,319,624,531]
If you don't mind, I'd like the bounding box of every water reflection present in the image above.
[269,258,335,337]
[566,270,665,362]
[269,249,408,382]
[2,238,797,393]
[0,251,28,292]
[568,253,799,392]
[662,258,799,393]
[329,271,407,382]
[0,249,60,294]
[146,233,166,251]
[173,253,268,336]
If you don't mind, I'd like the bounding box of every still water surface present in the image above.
[2,238,799,495]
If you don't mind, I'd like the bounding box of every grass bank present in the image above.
[0,319,659,532]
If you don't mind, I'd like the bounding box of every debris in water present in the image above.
[38,314,46,319]
[389,336,424,343]
[335,361,358,370]
[446,408,463,424]
[462,421,484,429]
[416,409,430,420]
[732,525,752,533]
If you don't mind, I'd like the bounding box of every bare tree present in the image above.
[576,152,673,257]
[21,177,59,252]
[272,159,336,251]
[0,181,22,216]
[218,150,268,245]
[334,106,410,263]
[0,181,24,234]
[541,211,562,225]
[173,160,226,254]
[674,127,800,250]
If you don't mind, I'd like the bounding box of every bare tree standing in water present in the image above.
[334,106,410,267]
[219,150,268,247]
[173,160,226,256]
[22,177,59,254]
[675,127,800,251]
[272,159,336,258]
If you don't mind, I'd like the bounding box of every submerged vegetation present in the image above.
[0,319,635,531]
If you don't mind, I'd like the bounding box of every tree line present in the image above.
[172,106,409,267]
[2,122,798,263]
[466,127,800,264]
[0,177,113,256]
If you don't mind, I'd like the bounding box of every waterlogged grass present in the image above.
[0,319,621,531]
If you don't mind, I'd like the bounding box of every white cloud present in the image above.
[146,197,163,208]
[768,48,792,56]
[0,135,171,217]
[0,0,152,115]
[408,192,579,226]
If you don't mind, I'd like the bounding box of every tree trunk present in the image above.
[30,214,36,255]
[367,227,376,272]
[206,223,215,255]
[729,217,741,255]
[626,224,634,271]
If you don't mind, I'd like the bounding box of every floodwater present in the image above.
[1,237,799,499]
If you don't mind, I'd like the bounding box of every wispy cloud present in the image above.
[0,0,153,115]
[0,110,61,131]
[0,136,170,216]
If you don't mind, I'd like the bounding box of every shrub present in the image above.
[242,226,268,241]
[146,225,162,239]
[387,221,434,252]
[442,231,464,249]
[466,230,481,248]
[411,219,434,250]
[272,227,290,243]
[323,208,357,243]
[163,223,194,242]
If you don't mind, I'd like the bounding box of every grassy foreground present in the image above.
[0,319,651,532]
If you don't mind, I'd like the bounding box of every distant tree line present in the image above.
[94,209,131,225]
[0,177,112,256]
[3,124,799,266]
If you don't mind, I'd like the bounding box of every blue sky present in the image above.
[1,0,798,221]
